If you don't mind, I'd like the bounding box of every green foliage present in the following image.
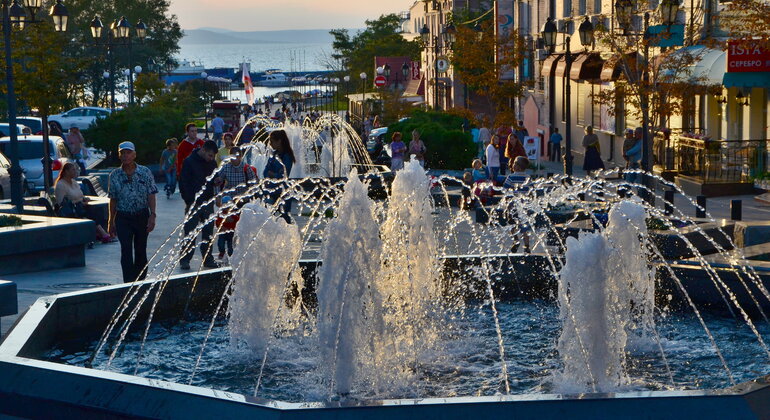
[330,15,421,89]
[0,215,23,228]
[0,14,86,115]
[387,111,476,169]
[85,105,187,164]
[134,73,166,104]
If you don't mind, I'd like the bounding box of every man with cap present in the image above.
[107,141,158,283]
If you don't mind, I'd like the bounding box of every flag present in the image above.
[241,62,255,106]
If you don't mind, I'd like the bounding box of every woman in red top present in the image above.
[505,133,527,172]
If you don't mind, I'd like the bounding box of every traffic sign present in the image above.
[374,75,387,87]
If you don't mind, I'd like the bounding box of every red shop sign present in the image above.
[727,40,770,73]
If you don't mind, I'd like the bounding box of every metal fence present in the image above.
[671,137,769,183]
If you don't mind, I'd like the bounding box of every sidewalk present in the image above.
[0,186,188,337]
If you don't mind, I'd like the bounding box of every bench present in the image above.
[78,175,107,198]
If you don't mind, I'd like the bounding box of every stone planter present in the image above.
[0,215,95,276]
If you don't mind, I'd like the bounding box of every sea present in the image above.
[177,41,334,101]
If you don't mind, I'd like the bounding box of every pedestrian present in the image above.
[216,195,239,260]
[176,123,204,177]
[49,122,65,140]
[264,130,296,224]
[373,115,381,129]
[549,128,563,162]
[408,129,427,167]
[55,162,112,243]
[581,125,605,173]
[178,140,221,270]
[471,159,488,182]
[159,138,178,199]
[238,120,256,146]
[67,125,88,176]
[390,132,407,171]
[218,146,258,199]
[496,126,512,175]
[211,113,225,146]
[623,128,642,185]
[363,115,373,137]
[477,118,491,159]
[514,120,529,144]
[107,141,158,282]
[216,132,235,166]
[485,135,501,181]
[505,132,527,173]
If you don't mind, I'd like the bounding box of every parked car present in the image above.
[15,116,44,135]
[0,123,32,137]
[0,150,28,200]
[0,135,69,192]
[48,107,112,132]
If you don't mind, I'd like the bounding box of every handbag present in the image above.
[59,198,87,218]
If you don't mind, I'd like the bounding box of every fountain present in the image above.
[1,139,770,418]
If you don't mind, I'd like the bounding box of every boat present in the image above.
[171,59,205,75]
[257,70,291,87]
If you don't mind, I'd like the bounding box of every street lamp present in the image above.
[92,15,148,107]
[359,72,367,133]
[541,17,575,176]
[614,0,634,34]
[578,16,594,48]
[383,63,391,84]
[49,0,67,32]
[401,62,409,89]
[442,22,456,47]
[420,24,443,109]
[659,0,680,26]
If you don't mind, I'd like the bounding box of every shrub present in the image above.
[0,215,23,228]
[85,105,188,165]
[387,110,475,169]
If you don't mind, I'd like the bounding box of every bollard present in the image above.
[696,195,707,218]
[664,190,675,216]
[731,200,742,221]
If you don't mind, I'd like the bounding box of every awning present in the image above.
[600,52,642,82]
[569,53,604,82]
[404,77,425,97]
[658,46,725,86]
[723,72,770,88]
[541,53,563,78]
[554,55,569,78]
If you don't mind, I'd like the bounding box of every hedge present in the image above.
[386,110,475,169]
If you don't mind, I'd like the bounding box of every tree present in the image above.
[329,15,421,88]
[134,73,165,104]
[591,8,717,138]
[451,18,526,127]
[61,0,183,107]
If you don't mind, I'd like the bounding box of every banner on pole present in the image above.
[241,62,255,106]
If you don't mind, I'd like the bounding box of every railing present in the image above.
[674,136,768,183]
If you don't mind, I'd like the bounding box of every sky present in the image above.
[169,0,416,31]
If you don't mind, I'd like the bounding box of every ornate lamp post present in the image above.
[91,15,147,107]
[541,16,593,177]
[401,62,409,90]
[3,0,69,211]
[359,71,367,132]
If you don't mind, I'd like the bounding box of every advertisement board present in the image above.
[727,40,770,73]
[524,136,540,163]
[495,0,515,80]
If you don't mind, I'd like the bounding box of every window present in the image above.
[592,85,602,127]
[593,0,602,14]
[67,109,85,117]
[579,0,587,15]
[563,0,572,18]
[577,83,586,125]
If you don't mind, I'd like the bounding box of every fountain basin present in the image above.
[1,261,770,418]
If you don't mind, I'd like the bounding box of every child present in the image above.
[471,159,488,182]
[160,138,178,199]
[216,196,240,259]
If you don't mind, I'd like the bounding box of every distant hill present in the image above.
[182,28,361,45]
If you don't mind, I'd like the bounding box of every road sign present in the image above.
[436,56,450,73]
[374,75,387,87]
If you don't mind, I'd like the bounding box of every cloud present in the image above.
[171,0,415,31]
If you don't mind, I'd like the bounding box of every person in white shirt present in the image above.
[485,135,501,181]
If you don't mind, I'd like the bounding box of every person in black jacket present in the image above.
[179,140,221,270]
